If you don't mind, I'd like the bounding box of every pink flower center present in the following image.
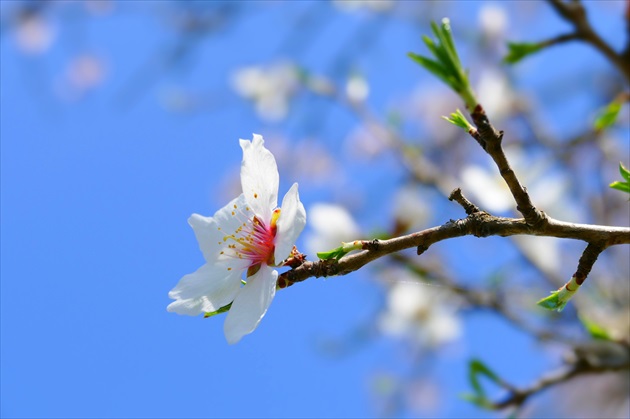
[239,215,276,266]
[221,205,280,268]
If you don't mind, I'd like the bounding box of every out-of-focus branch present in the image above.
[388,253,561,343]
[277,189,630,288]
[490,340,630,410]
[547,0,630,83]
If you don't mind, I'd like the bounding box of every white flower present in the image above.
[231,62,299,122]
[305,203,361,257]
[392,185,430,232]
[168,134,306,344]
[378,269,461,348]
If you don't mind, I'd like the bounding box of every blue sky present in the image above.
[1,1,628,418]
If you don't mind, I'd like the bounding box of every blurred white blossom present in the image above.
[478,4,508,40]
[346,73,370,103]
[305,203,361,257]
[268,136,339,186]
[333,0,395,13]
[461,148,580,274]
[55,54,107,101]
[461,148,575,219]
[231,61,300,122]
[475,68,514,121]
[392,185,430,232]
[378,269,462,348]
[14,13,55,55]
[344,124,392,159]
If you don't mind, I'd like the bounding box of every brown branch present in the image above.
[547,0,630,83]
[448,188,480,215]
[277,198,630,288]
[469,105,547,228]
[573,242,605,286]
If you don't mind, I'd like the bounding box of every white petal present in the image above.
[240,134,279,221]
[223,265,277,344]
[167,263,241,316]
[189,194,253,268]
[274,183,306,263]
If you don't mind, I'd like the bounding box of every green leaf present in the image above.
[442,108,473,130]
[469,359,501,395]
[461,358,502,409]
[619,162,630,182]
[204,302,232,318]
[578,315,612,341]
[407,53,451,86]
[610,181,630,193]
[594,101,622,131]
[609,162,630,194]
[503,41,544,64]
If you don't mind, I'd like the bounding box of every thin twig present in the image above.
[547,0,630,82]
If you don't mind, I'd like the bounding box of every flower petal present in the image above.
[240,134,279,221]
[223,265,277,344]
[189,194,253,269]
[274,182,306,263]
[167,263,241,316]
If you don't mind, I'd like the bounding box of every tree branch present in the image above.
[547,0,630,83]
[469,105,547,227]
[277,194,630,288]
[490,340,630,410]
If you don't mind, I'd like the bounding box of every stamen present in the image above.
[218,204,280,268]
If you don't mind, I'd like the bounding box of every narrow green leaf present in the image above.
[594,101,622,131]
[578,315,612,341]
[619,162,630,182]
[407,53,451,86]
[609,181,630,193]
[610,163,630,194]
[469,359,501,393]
[503,41,544,64]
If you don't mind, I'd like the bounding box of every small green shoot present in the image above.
[408,18,478,110]
[537,276,581,312]
[609,162,630,194]
[442,109,474,131]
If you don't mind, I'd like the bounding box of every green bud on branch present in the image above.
[537,276,582,312]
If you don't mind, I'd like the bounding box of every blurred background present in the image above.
[1,1,629,418]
